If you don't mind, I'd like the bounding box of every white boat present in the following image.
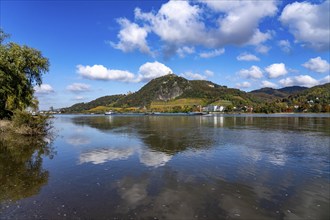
[104,111,114,115]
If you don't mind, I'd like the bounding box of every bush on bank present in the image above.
[1,110,53,136]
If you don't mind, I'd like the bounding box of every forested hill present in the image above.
[61,74,330,113]
[249,86,308,101]
[113,74,256,108]
[284,83,330,106]
[62,94,125,113]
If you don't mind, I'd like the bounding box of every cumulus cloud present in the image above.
[279,75,319,87]
[66,83,91,92]
[202,0,277,46]
[135,1,205,46]
[302,57,330,73]
[236,53,260,61]
[204,70,214,77]
[74,96,86,101]
[255,44,271,54]
[278,40,291,53]
[110,18,151,54]
[238,65,263,79]
[34,84,54,94]
[319,75,330,84]
[265,63,288,78]
[280,1,330,51]
[177,46,195,58]
[261,80,277,88]
[181,72,206,80]
[77,64,135,82]
[236,81,251,89]
[181,69,215,80]
[112,0,277,56]
[136,61,172,82]
[199,48,225,58]
[77,61,172,83]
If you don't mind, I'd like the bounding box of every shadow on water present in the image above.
[0,133,55,204]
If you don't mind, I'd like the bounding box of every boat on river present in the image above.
[104,111,115,115]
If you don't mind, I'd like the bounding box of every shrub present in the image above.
[11,110,52,136]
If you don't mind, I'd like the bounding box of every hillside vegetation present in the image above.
[61,74,330,113]
[249,86,307,102]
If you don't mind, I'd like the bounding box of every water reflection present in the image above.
[79,147,134,164]
[1,114,328,219]
[0,134,55,203]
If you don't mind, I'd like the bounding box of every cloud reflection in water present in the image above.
[79,148,134,164]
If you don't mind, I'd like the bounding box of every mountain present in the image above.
[249,86,307,102]
[278,86,308,94]
[62,74,329,113]
[113,74,256,108]
[114,74,191,107]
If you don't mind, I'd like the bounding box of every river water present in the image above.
[0,114,329,219]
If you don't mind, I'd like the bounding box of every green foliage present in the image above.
[11,110,52,135]
[62,94,125,113]
[0,29,49,118]
[249,86,308,102]
[284,83,330,112]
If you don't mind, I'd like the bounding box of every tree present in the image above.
[0,29,49,118]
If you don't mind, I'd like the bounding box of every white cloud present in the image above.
[202,0,277,46]
[261,80,277,88]
[135,1,205,46]
[320,75,330,84]
[255,44,271,54]
[278,40,291,53]
[136,61,172,82]
[111,0,277,57]
[66,83,91,92]
[74,96,86,101]
[181,72,206,80]
[247,29,273,46]
[77,62,172,83]
[77,64,135,82]
[236,53,260,61]
[110,18,151,54]
[34,84,54,94]
[181,69,215,80]
[177,46,195,58]
[280,1,330,51]
[279,75,319,87]
[236,81,251,89]
[265,63,288,78]
[238,65,263,79]
[302,57,330,73]
[204,70,214,77]
[199,48,225,58]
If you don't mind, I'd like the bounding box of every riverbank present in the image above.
[0,111,53,136]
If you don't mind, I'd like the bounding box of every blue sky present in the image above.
[1,0,329,110]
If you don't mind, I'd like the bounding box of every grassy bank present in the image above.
[0,111,52,136]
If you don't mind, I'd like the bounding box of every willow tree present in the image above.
[0,30,49,118]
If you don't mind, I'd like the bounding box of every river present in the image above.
[0,114,329,219]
